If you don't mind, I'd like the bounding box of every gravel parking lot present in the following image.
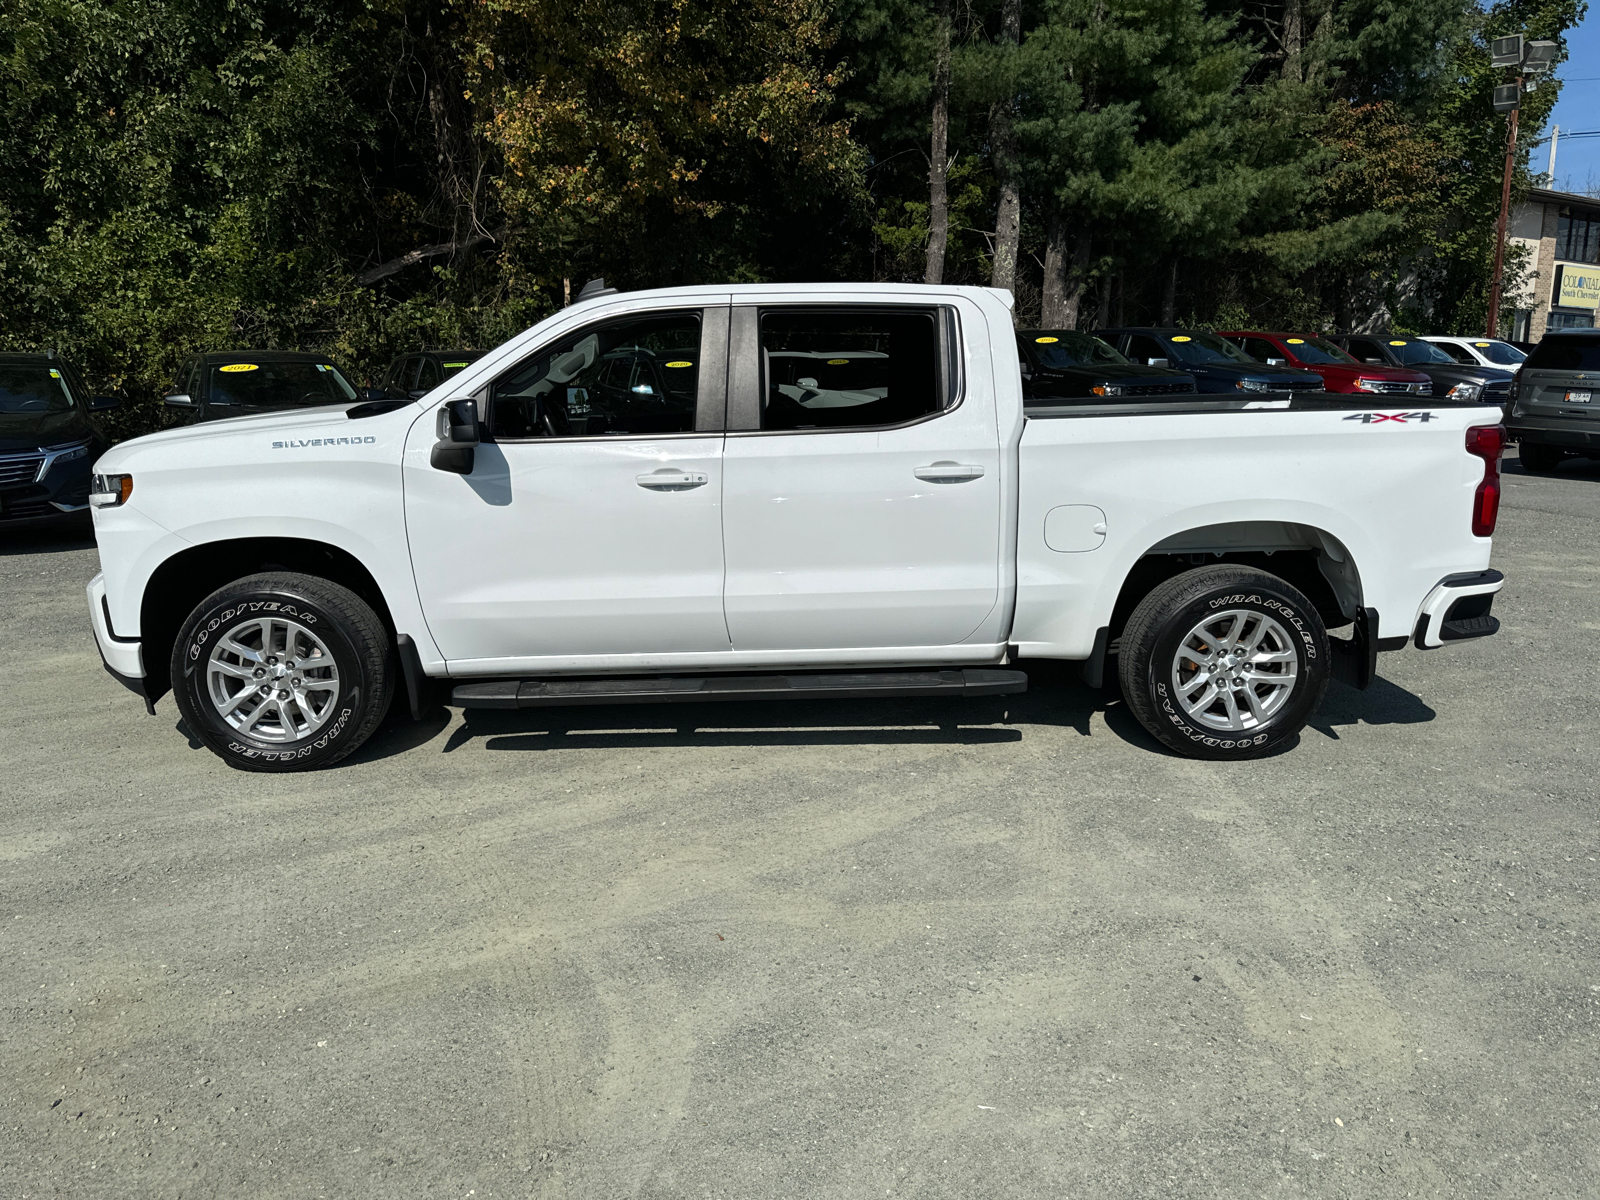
[3,449,1598,1199]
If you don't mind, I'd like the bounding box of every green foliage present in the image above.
[0,0,1589,443]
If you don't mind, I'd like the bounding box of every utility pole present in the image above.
[1548,125,1560,179]
[1486,35,1557,338]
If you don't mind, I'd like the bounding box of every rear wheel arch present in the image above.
[1106,522,1362,647]
[139,538,395,703]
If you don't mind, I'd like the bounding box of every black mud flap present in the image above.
[1330,607,1379,690]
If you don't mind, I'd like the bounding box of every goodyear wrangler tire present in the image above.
[170,572,394,772]
[1118,565,1329,760]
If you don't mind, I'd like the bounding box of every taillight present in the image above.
[1465,424,1505,538]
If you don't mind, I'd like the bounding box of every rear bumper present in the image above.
[1413,569,1504,650]
[1507,419,1600,449]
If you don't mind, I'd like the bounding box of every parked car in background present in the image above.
[164,352,362,423]
[1325,333,1514,408]
[1424,335,1528,374]
[0,352,119,529]
[1219,331,1431,396]
[1099,327,1325,394]
[379,350,487,401]
[1016,330,1196,402]
[1505,329,1600,472]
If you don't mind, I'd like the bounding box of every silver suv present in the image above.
[1507,330,1600,472]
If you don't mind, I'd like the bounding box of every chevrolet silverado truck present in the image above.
[86,284,1508,771]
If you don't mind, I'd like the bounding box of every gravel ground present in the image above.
[2,449,1597,1199]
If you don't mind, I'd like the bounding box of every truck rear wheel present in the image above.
[169,572,394,772]
[1118,565,1329,760]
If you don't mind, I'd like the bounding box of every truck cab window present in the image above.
[759,309,946,431]
[489,311,701,439]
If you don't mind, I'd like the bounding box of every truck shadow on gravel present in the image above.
[333,659,1435,765]
[419,659,1161,757]
[0,519,94,556]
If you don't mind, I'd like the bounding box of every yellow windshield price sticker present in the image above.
[1171,336,1192,342]
[1034,336,1059,344]
[1286,338,1305,344]
[49,369,61,378]
[443,361,468,369]
[1474,342,1491,347]
[1389,340,1407,346]
[826,357,850,364]
[219,363,259,373]
[665,360,693,368]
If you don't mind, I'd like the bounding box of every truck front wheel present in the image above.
[169,572,394,772]
[1118,565,1329,760]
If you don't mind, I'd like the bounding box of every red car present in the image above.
[1218,331,1431,397]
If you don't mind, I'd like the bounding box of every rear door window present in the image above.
[1525,336,1600,371]
[759,308,949,431]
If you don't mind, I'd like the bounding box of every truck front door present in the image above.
[403,306,731,668]
[719,302,1003,652]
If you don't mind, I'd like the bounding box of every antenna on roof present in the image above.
[576,277,619,302]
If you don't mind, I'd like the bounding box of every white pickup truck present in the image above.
[86,284,1507,771]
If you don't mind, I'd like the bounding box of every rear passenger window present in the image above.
[488,311,701,439]
[1125,334,1167,365]
[416,357,440,391]
[759,308,950,431]
[1241,338,1280,364]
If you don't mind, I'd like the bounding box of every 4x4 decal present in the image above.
[1343,411,1437,424]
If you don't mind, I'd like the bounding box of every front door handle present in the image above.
[914,461,985,483]
[636,469,709,491]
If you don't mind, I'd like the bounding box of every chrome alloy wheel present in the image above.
[1170,609,1298,732]
[205,616,340,742]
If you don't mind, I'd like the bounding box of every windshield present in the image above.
[1027,332,1128,368]
[1285,337,1356,365]
[1386,339,1456,366]
[439,354,484,380]
[0,364,76,414]
[1525,335,1600,371]
[1472,340,1526,365]
[209,361,359,407]
[1164,332,1255,366]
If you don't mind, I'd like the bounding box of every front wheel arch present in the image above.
[139,538,395,703]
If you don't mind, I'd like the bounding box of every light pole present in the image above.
[1486,36,1557,338]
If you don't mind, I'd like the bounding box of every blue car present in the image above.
[1099,327,1326,394]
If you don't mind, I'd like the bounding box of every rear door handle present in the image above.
[914,461,985,483]
[636,469,709,490]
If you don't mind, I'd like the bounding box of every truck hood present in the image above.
[95,402,403,471]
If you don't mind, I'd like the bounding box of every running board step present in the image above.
[451,668,1027,710]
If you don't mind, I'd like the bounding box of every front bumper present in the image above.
[1413,569,1504,649]
[87,572,152,710]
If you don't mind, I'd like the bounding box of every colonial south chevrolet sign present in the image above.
[1554,263,1600,310]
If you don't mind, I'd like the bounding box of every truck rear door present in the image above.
[719,301,1003,651]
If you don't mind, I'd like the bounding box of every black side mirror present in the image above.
[163,393,197,408]
[361,386,388,402]
[88,395,121,411]
[430,398,480,474]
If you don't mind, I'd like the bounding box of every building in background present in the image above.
[1509,186,1600,339]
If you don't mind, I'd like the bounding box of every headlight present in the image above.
[1354,378,1384,392]
[89,473,133,507]
[1236,379,1274,392]
[1447,382,1484,402]
[38,440,90,477]
[1090,385,1124,397]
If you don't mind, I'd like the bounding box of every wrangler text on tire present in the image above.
[1117,565,1330,760]
[169,572,394,772]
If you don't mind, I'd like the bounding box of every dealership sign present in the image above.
[1554,263,1600,310]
